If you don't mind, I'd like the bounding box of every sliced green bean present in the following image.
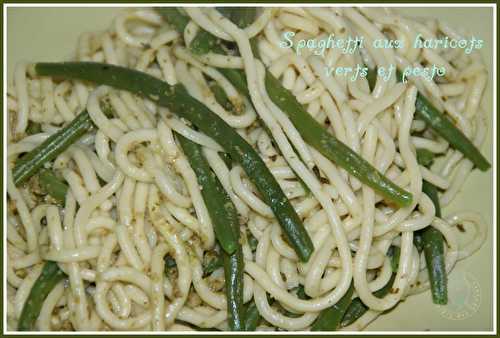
[246,231,258,252]
[340,274,396,328]
[177,134,239,254]
[218,68,250,97]
[99,97,116,118]
[421,180,447,304]
[174,320,221,331]
[210,82,236,113]
[243,301,261,331]
[157,7,254,56]
[177,133,244,328]
[423,181,441,218]
[18,261,67,331]
[265,72,413,207]
[311,283,354,331]
[13,110,93,186]
[414,93,490,171]
[203,253,223,275]
[223,248,245,331]
[340,247,400,328]
[35,62,314,262]
[188,8,230,55]
[39,169,68,205]
[155,7,189,32]
[190,29,222,55]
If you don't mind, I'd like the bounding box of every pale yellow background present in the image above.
[6,6,494,331]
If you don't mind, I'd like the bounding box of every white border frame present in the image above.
[2,2,497,335]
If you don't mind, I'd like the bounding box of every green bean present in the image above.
[413,233,425,253]
[13,110,93,186]
[340,297,367,328]
[177,133,245,328]
[311,283,354,331]
[218,68,250,97]
[177,134,239,255]
[39,169,68,205]
[369,68,489,171]
[99,97,116,118]
[210,82,236,113]
[155,9,413,207]
[218,7,257,29]
[340,274,397,328]
[223,248,245,331]
[35,62,314,262]
[296,284,310,300]
[155,7,189,32]
[243,301,261,331]
[421,180,447,304]
[18,261,67,331]
[265,72,413,207]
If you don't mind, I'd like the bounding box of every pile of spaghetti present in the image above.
[6,7,490,331]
